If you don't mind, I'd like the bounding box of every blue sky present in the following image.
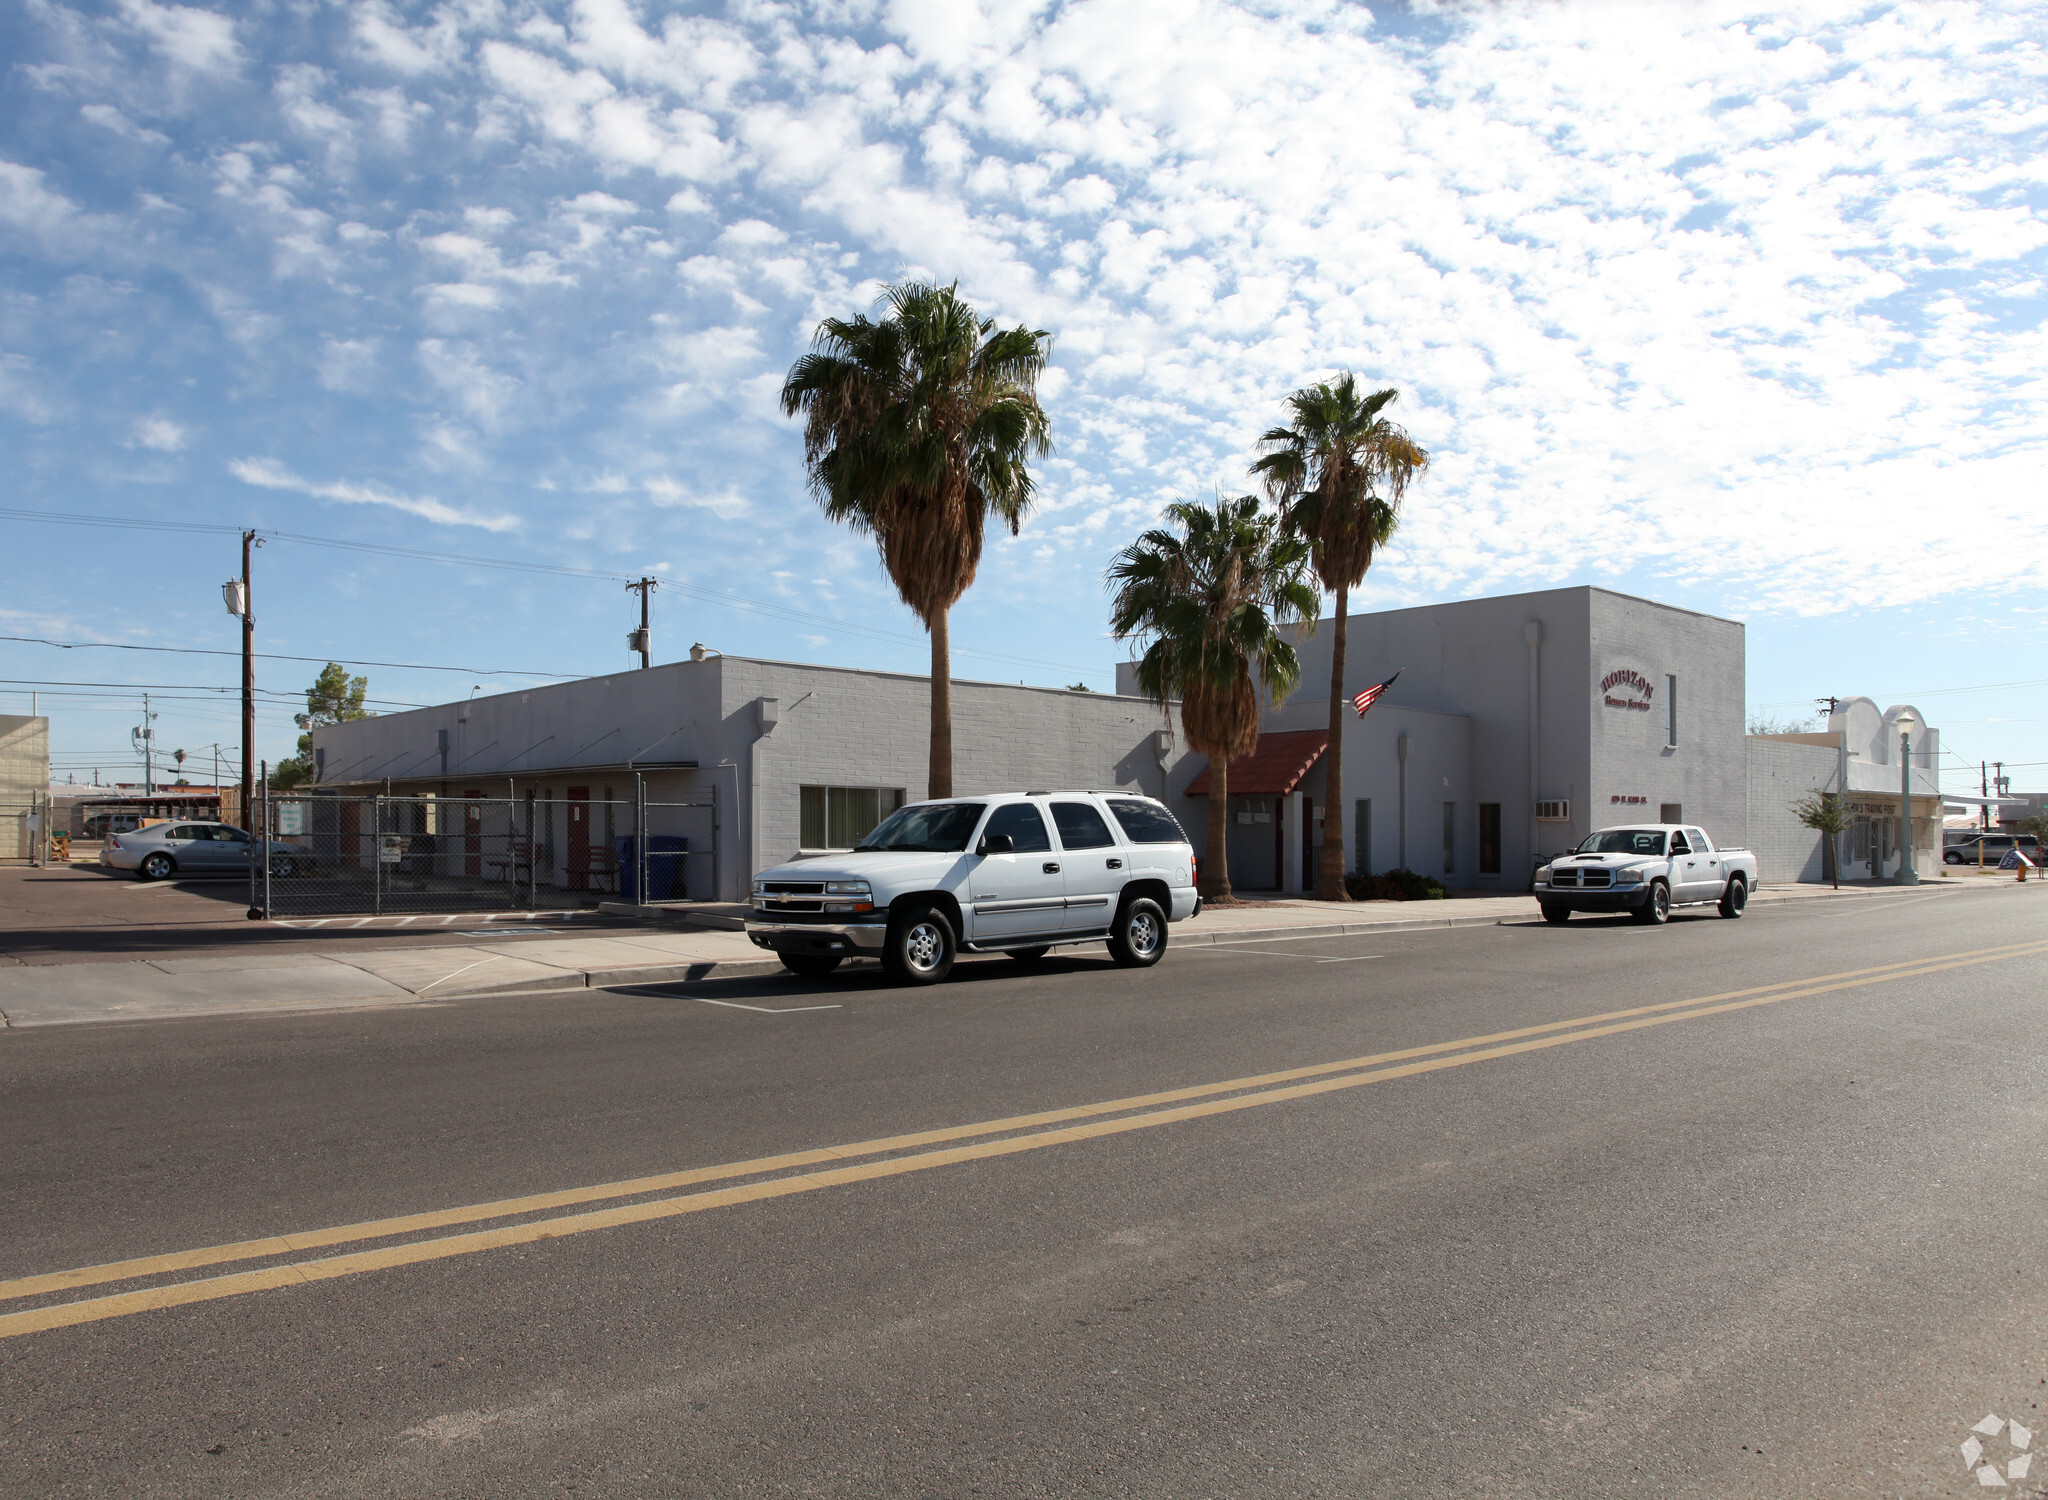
[3,0,2046,795]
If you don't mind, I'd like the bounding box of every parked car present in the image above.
[745,791,1200,984]
[1945,834,2040,865]
[100,821,313,881]
[1533,824,1758,924]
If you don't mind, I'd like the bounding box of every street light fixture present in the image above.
[1893,709,1920,886]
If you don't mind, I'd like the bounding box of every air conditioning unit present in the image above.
[1535,800,1570,822]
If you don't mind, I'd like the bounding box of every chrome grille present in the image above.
[763,881,825,895]
[1551,868,1578,888]
[1581,867,1612,887]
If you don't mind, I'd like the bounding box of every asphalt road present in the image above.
[1,886,2044,1498]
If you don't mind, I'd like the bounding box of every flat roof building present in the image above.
[1123,586,1747,893]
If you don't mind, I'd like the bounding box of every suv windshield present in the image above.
[1577,829,1667,856]
[854,802,986,853]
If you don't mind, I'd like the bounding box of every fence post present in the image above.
[527,793,537,910]
[374,794,383,916]
[635,772,647,908]
[709,782,719,905]
[261,767,272,918]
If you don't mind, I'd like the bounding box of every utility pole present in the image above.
[225,532,260,827]
[1983,760,1990,832]
[626,576,659,669]
[133,693,157,794]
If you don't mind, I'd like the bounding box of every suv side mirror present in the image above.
[976,833,1014,856]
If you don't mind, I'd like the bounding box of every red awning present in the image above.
[1184,729,1329,797]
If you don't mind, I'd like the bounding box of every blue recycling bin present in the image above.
[614,834,689,902]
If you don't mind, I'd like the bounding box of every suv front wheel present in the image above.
[1107,896,1168,968]
[882,902,956,986]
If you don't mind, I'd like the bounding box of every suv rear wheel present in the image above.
[882,903,956,985]
[1107,896,1168,968]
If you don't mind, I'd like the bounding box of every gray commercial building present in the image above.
[311,652,1193,903]
[1122,586,1747,893]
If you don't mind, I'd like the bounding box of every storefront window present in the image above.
[800,785,907,849]
[1479,803,1501,874]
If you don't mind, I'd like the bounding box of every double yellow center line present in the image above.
[5,937,2044,1342]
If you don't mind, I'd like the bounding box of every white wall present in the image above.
[1746,736,1840,883]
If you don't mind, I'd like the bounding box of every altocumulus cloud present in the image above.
[0,0,2043,623]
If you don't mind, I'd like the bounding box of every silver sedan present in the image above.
[100,821,313,881]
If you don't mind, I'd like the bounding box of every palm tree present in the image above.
[781,281,1052,797]
[1107,496,1319,902]
[1252,375,1428,900]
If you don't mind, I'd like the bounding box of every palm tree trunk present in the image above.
[928,607,953,799]
[1317,584,1352,901]
[1201,756,1232,901]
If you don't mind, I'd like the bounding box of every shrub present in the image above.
[1345,867,1449,901]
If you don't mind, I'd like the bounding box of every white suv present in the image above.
[745,791,1200,985]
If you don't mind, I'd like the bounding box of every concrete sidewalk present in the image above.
[0,876,2020,1030]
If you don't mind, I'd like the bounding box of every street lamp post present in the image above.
[1894,711,1920,886]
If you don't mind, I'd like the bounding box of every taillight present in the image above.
[107,837,122,850]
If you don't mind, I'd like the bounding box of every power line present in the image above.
[0,635,581,680]
[0,506,1112,680]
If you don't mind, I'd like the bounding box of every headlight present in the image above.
[750,880,768,899]
[823,880,871,897]
[1535,864,1552,884]
[1614,867,1644,885]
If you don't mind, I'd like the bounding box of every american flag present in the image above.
[1352,670,1400,718]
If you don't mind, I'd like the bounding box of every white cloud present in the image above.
[129,415,186,451]
[115,0,239,79]
[645,476,750,518]
[228,456,519,531]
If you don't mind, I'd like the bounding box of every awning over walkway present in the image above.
[1184,729,1328,797]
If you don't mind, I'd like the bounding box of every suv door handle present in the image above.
[1043,862,1061,874]
[1106,858,1122,869]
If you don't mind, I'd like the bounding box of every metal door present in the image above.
[1050,800,1124,932]
[967,802,1067,941]
[567,787,591,889]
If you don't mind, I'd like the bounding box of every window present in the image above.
[1669,831,1691,855]
[855,801,983,852]
[1354,799,1371,876]
[1686,827,1710,854]
[1050,801,1116,850]
[1579,829,1667,856]
[1442,802,1456,875]
[982,802,1052,853]
[1479,803,1501,874]
[1106,799,1186,845]
[168,825,202,840]
[1659,802,1683,824]
[800,785,907,849]
[1666,674,1678,747]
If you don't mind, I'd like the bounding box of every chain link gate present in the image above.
[249,782,719,918]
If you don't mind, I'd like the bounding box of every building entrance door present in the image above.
[567,787,591,889]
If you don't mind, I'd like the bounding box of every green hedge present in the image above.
[1345,868,1449,901]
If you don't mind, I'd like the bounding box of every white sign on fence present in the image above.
[277,802,306,836]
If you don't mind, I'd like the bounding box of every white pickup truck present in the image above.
[1534,823,1758,925]
[745,791,1201,985]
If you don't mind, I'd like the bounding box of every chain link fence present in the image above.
[249,790,719,917]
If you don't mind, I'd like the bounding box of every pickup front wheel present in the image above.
[1631,879,1671,925]
[1107,896,1168,968]
[882,903,956,986]
[1718,874,1747,918]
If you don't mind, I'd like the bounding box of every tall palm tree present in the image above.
[1252,375,1428,899]
[781,281,1052,797]
[1107,495,1318,902]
